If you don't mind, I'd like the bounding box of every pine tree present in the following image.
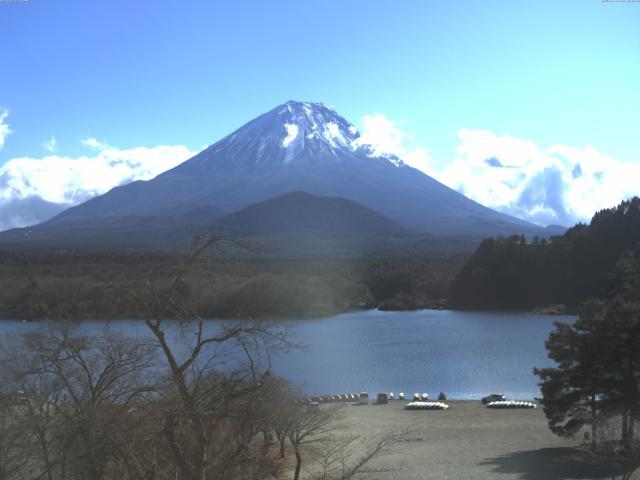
[534,309,609,445]
[535,246,640,446]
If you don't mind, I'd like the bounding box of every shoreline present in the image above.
[0,304,579,322]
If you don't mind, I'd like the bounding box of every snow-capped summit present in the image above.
[277,101,358,154]
[270,100,361,162]
[182,101,399,173]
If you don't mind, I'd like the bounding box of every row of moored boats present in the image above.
[306,392,437,404]
[305,392,537,410]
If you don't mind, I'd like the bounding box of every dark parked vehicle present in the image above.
[481,394,506,404]
[376,393,388,404]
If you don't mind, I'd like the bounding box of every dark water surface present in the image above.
[0,309,571,399]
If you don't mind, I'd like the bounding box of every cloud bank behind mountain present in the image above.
[0,110,636,231]
[0,140,196,230]
[352,116,639,228]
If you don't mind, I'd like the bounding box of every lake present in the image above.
[0,309,571,400]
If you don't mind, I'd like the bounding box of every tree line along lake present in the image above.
[0,309,570,400]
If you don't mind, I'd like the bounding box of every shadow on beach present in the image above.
[479,447,623,480]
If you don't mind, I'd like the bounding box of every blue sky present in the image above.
[0,0,639,229]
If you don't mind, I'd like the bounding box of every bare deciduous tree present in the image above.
[1,324,158,480]
[286,404,342,480]
[311,430,409,480]
[120,237,293,480]
[0,392,32,480]
[0,238,408,480]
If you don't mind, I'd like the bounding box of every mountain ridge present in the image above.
[0,192,480,258]
[0,101,561,253]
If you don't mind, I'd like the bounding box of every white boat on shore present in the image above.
[405,401,449,410]
[486,400,536,409]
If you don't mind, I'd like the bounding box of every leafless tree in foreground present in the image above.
[0,391,32,480]
[258,375,298,459]
[0,237,409,480]
[286,403,342,480]
[311,430,410,480]
[118,237,294,480]
[0,323,158,480]
[283,400,409,480]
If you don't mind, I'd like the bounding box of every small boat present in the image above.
[405,401,449,410]
[486,400,536,409]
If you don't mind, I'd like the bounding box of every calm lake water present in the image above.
[0,309,572,400]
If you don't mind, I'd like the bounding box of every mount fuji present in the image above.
[0,101,560,252]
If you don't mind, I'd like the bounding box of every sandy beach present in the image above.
[316,400,630,480]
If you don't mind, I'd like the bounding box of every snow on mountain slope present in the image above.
[178,101,395,172]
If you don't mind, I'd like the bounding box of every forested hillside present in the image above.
[449,197,640,310]
[0,252,461,320]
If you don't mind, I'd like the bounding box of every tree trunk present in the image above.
[38,430,54,480]
[623,410,630,442]
[279,436,286,458]
[201,445,207,480]
[591,391,598,448]
[293,446,302,480]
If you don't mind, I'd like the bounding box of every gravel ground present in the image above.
[312,400,635,480]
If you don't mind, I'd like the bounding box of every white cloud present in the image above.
[0,109,13,149]
[358,115,639,227]
[81,137,110,150]
[0,141,197,230]
[439,129,640,226]
[44,135,56,153]
[356,113,437,176]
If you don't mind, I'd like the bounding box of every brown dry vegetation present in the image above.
[0,251,462,320]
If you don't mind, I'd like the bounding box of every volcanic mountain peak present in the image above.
[17,100,554,239]
[277,100,357,149]
[178,100,396,173]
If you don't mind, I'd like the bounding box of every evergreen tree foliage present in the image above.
[535,247,640,446]
[450,197,640,310]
